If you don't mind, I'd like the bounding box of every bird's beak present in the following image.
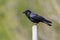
[23,12,25,14]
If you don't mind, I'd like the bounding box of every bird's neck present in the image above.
[26,13,31,18]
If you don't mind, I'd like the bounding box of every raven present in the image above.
[23,10,52,26]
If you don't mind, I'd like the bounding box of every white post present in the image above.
[32,25,38,40]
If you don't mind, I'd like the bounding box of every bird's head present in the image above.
[23,10,31,14]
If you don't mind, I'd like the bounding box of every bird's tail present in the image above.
[43,19,52,26]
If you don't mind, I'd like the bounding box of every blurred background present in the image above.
[0,0,60,40]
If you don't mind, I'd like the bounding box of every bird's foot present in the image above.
[34,23,38,25]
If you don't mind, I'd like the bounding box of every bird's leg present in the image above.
[34,23,38,25]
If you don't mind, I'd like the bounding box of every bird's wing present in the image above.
[30,13,36,18]
[30,13,44,21]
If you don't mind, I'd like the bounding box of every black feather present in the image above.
[23,10,52,26]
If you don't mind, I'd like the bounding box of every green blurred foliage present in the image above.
[0,0,60,40]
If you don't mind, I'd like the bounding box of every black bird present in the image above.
[23,10,52,26]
